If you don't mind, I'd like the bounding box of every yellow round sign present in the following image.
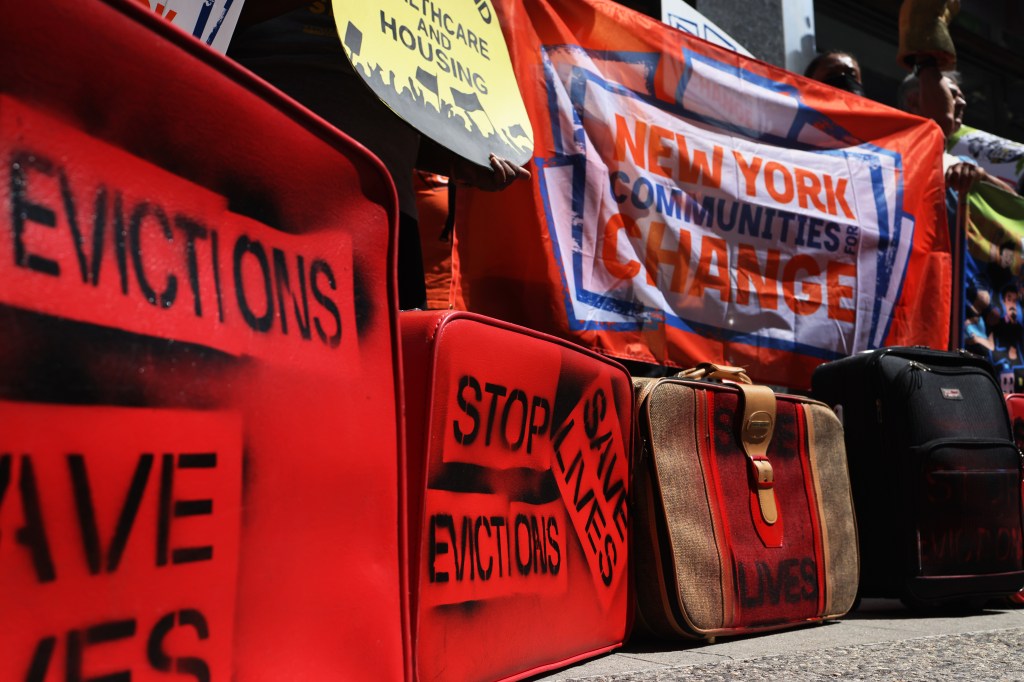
[333,0,534,167]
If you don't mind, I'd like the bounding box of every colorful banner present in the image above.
[960,182,1024,392]
[334,0,534,166]
[134,0,246,53]
[454,0,951,388]
[949,125,1024,192]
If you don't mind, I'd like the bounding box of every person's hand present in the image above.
[946,163,1019,196]
[945,162,985,194]
[453,154,531,191]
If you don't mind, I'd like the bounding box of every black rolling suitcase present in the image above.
[812,347,1024,607]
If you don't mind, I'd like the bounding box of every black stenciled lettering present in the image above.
[490,515,506,577]
[527,396,550,454]
[113,192,130,295]
[453,375,481,445]
[429,514,452,583]
[210,229,224,322]
[800,558,818,601]
[233,235,274,332]
[157,453,216,567]
[551,417,574,460]
[310,258,342,347]
[554,420,608,544]
[455,516,474,580]
[129,201,178,309]
[16,456,56,583]
[147,609,211,682]
[67,454,102,574]
[106,454,154,572]
[501,389,528,451]
[738,563,762,608]
[174,215,209,318]
[66,619,136,682]
[24,636,57,682]
[599,533,617,586]
[582,492,605,554]
[58,166,89,284]
[529,514,547,574]
[157,453,173,567]
[781,558,802,603]
[759,560,783,605]
[483,383,507,447]
[610,478,629,542]
[89,187,109,286]
[741,559,818,607]
[273,248,312,340]
[564,450,595,514]
[514,513,531,576]
[584,388,607,443]
[599,451,624,501]
[546,517,561,575]
[474,516,493,580]
[10,151,60,276]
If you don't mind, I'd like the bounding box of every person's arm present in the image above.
[417,137,531,191]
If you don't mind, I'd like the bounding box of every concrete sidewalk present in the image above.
[535,599,1024,680]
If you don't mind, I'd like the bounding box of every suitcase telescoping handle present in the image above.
[677,363,780,528]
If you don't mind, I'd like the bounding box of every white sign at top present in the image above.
[660,0,753,58]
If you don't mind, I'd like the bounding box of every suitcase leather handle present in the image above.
[677,362,753,384]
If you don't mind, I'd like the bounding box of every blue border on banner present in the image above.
[537,43,915,355]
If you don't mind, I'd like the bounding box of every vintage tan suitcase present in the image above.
[633,363,859,639]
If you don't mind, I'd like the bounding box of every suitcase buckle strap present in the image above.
[749,458,779,525]
[737,384,779,527]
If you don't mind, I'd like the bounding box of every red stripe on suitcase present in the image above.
[794,404,828,618]
[700,389,738,628]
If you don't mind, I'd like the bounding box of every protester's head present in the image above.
[967,283,991,317]
[1000,241,1016,269]
[897,70,965,138]
[804,50,864,96]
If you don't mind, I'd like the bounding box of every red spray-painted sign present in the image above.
[403,311,632,682]
[0,97,356,368]
[0,82,403,678]
[0,402,243,681]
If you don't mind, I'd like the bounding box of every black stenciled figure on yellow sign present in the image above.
[228,0,530,310]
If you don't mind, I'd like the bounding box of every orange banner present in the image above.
[455,0,951,388]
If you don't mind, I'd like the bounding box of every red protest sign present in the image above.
[0,402,242,681]
[1,1,405,678]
